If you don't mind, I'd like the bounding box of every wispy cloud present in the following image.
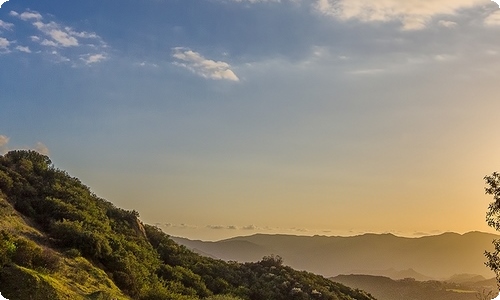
[136,61,159,68]
[207,225,226,230]
[34,142,49,156]
[8,10,108,65]
[80,53,106,64]
[172,47,239,81]
[15,45,31,53]
[163,223,198,229]
[207,225,239,230]
[0,20,14,30]
[485,10,500,26]
[242,225,257,230]
[314,0,490,30]
[438,20,458,28]
[9,10,43,21]
[33,21,79,47]
[0,37,10,52]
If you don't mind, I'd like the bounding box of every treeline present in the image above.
[0,150,376,300]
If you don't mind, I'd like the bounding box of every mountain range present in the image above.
[172,231,500,279]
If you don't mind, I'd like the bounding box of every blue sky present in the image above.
[1,0,500,240]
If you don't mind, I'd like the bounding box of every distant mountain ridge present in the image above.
[347,268,434,281]
[172,231,500,279]
[331,274,498,300]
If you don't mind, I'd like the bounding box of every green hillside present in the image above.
[0,150,376,300]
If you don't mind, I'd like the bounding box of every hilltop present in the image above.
[0,150,376,300]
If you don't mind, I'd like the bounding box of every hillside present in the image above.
[0,150,376,300]
[172,231,499,279]
[331,274,498,300]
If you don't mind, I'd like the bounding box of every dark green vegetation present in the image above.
[332,274,498,300]
[0,150,376,300]
[484,172,500,288]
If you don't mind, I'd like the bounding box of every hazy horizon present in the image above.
[2,0,500,241]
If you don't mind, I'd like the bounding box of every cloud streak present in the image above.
[0,20,14,30]
[80,53,106,64]
[315,0,491,30]
[7,10,108,65]
[172,47,239,81]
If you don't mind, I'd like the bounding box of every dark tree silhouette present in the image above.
[484,172,500,285]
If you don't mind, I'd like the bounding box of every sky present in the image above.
[1,0,500,241]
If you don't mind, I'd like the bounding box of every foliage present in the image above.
[484,172,500,286]
[0,150,377,300]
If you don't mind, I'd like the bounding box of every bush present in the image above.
[64,248,81,258]
[12,238,41,268]
[34,248,61,272]
[0,231,16,266]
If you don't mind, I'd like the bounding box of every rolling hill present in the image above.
[172,231,499,279]
[0,150,376,300]
[331,274,498,300]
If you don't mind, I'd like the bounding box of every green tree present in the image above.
[484,172,500,284]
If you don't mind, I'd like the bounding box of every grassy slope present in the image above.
[0,194,130,300]
[0,150,377,300]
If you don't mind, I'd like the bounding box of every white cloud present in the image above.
[33,21,79,47]
[9,11,108,65]
[0,135,9,148]
[0,20,14,30]
[80,53,106,64]
[34,142,49,156]
[64,27,98,39]
[13,11,43,21]
[41,39,59,47]
[50,50,70,63]
[485,10,500,26]
[137,61,159,68]
[0,37,10,50]
[438,20,458,28]
[314,0,490,30]
[14,11,103,49]
[172,47,239,81]
[16,46,31,53]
